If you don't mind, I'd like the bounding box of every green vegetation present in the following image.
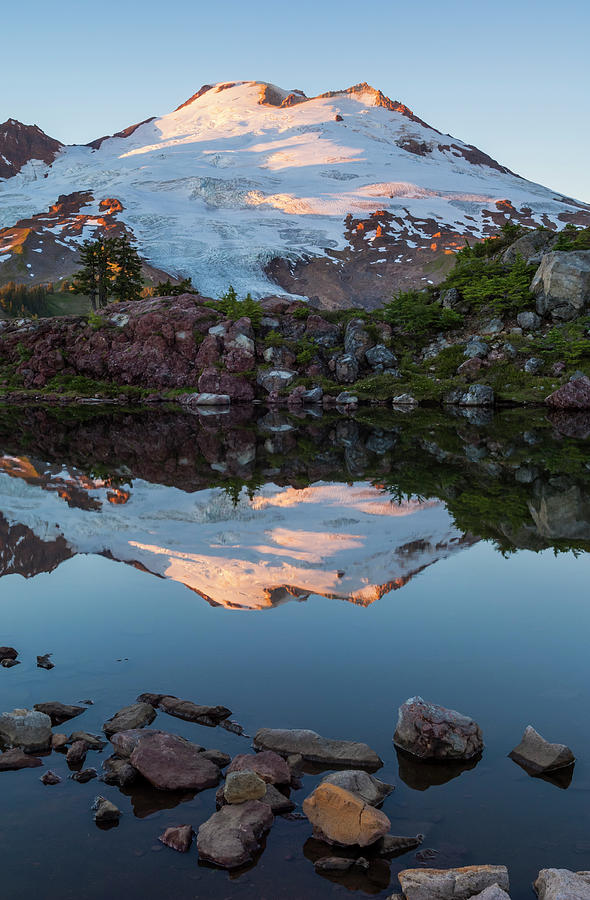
[204,286,263,327]
[152,277,197,296]
[553,223,590,252]
[382,289,463,335]
[73,236,143,309]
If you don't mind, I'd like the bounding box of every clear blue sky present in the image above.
[3,0,589,200]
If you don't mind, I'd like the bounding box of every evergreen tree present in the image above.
[111,236,143,302]
[73,240,100,310]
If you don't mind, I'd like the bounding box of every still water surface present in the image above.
[0,405,589,899]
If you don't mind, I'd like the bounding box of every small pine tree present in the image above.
[73,236,143,308]
[111,236,143,302]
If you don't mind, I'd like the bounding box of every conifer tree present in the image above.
[73,235,143,308]
[111,236,143,302]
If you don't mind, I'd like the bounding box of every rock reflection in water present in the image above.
[395,747,481,791]
[303,837,391,894]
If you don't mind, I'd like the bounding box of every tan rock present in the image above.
[398,865,509,900]
[302,782,390,847]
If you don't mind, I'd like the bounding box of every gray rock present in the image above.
[345,318,374,361]
[472,887,512,900]
[196,800,274,869]
[37,653,54,670]
[398,865,510,900]
[336,391,358,406]
[200,749,231,768]
[392,393,418,408]
[335,353,359,383]
[33,702,86,727]
[445,385,494,407]
[524,357,544,374]
[257,368,297,393]
[509,725,575,775]
[366,344,398,370]
[224,770,267,804]
[464,339,488,359]
[517,310,541,330]
[0,709,52,752]
[92,795,121,825]
[321,770,394,807]
[68,731,106,750]
[441,288,469,313]
[502,342,517,358]
[302,386,323,403]
[253,728,382,769]
[533,868,590,899]
[72,767,98,783]
[216,781,295,814]
[394,697,484,761]
[159,824,193,853]
[375,834,424,857]
[103,703,156,737]
[532,250,590,321]
[0,658,19,668]
[102,755,138,788]
[501,229,555,265]
[480,318,504,335]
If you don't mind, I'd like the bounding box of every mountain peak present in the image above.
[0,119,62,179]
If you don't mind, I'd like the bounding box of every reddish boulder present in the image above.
[546,376,590,409]
[227,750,291,785]
[159,824,193,852]
[130,732,221,791]
[198,367,254,402]
[394,696,483,761]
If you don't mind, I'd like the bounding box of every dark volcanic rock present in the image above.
[130,732,220,791]
[103,702,156,737]
[196,800,274,869]
[394,696,483,761]
[34,702,86,727]
[157,695,231,725]
[0,749,43,771]
[159,824,194,853]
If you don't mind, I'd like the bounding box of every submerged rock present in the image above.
[103,702,156,737]
[37,654,54,670]
[0,658,20,668]
[196,800,274,869]
[533,868,590,899]
[33,702,86,727]
[0,708,52,752]
[509,726,575,775]
[40,770,61,785]
[394,697,483,761]
[0,748,43,771]
[253,728,382,770]
[227,750,291,785]
[102,755,138,788]
[72,768,97,783]
[398,865,510,899]
[303,783,390,847]
[159,824,193,853]
[374,834,424,857]
[320,770,394,807]
[130,732,220,791]
[224,771,267,804]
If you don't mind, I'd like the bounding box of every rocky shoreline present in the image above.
[0,682,584,898]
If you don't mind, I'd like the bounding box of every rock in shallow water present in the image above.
[40,770,61,785]
[303,783,390,847]
[509,726,575,776]
[93,795,121,825]
[227,750,291,785]
[34,702,86,727]
[103,703,156,737]
[253,728,382,770]
[398,864,510,900]
[130,732,220,791]
[109,728,167,758]
[197,800,274,869]
[533,868,590,899]
[0,709,52,752]
[159,824,193,853]
[320,770,394,807]
[394,697,483,761]
[37,654,54,670]
[102,755,138,788]
[223,771,266,804]
[0,749,43,771]
[66,740,88,767]
[0,647,18,661]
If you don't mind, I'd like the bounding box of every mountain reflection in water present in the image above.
[0,404,588,608]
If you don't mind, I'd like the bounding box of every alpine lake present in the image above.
[0,402,589,900]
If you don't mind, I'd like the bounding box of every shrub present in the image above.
[382,290,463,336]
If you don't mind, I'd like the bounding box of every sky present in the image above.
[2,0,589,201]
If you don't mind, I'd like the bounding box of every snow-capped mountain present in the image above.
[1,81,589,307]
[0,454,473,609]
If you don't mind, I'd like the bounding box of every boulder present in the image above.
[253,728,382,769]
[227,750,291,785]
[392,393,418,407]
[0,748,43,771]
[365,344,398,371]
[305,315,341,348]
[524,357,544,374]
[159,824,194,853]
[102,756,138,788]
[198,367,254,402]
[374,834,424,857]
[0,708,52,752]
[51,734,68,751]
[345,318,374,361]
[509,726,575,775]
[336,391,358,406]
[157,695,231,725]
[501,229,555,265]
[471,887,511,900]
[37,654,54,670]
[533,868,590,899]
[93,795,121,825]
[302,386,323,403]
[302,783,390,847]
[200,749,231,768]
[33,702,86,727]
[335,354,359,384]
[457,357,484,378]
[516,310,541,330]
[130,732,220,791]
[398,865,510,900]
[394,697,483,761]
[321,770,394,807]
[68,731,106,750]
[0,658,19,668]
[66,740,88,766]
[109,728,167,759]
[182,392,230,407]
[464,340,488,359]
[445,385,494,407]
[72,768,98,783]
[256,369,296,393]
[216,781,295,814]
[224,770,267,804]
[196,800,274,868]
[532,250,590,321]
[0,647,18,661]
[103,702,156,737]
[546,376,590,409]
